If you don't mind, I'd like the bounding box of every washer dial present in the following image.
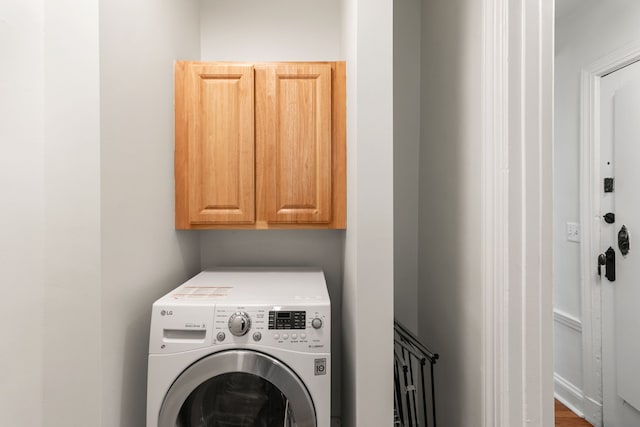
[228,312,251,336]
[311,317,323,329]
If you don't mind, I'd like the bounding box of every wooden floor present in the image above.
[555,400,593,427]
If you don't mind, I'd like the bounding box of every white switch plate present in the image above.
[567,222,580,242]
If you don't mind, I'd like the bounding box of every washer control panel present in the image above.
[213,304,329,352]
[268,310,306,329]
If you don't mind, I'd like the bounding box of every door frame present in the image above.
[482,0,554,426]
[578,40,640,426]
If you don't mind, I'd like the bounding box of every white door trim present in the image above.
[481,0,509,425]
[578,39,640,427]
[482,1,554,426]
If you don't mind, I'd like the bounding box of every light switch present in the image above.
[567,222,580,243]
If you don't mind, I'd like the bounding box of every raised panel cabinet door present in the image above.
[175,62,255,227]
[256,63,333,224]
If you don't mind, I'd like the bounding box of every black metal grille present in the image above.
[394,320,439,427]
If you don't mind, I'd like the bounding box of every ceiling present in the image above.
[556,0,598,21]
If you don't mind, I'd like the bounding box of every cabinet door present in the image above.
[175,63,255,226]
[256,63,333,224]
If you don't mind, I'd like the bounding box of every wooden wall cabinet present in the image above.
[175,61,346,229]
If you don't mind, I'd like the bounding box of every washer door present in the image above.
[158,350,316,427]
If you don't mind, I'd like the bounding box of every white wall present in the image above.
[340,0,358,424]
[199,0,342,62]
[341,0,395,425]
[0,2,104,423]
[42,0,102,423]
[198,0,346,419]
[2,1,202,425]
[554,0,640,412]
[0,3,45,425]
[99,0,202,425]
[393,0,421,334]
[418,0,484,425]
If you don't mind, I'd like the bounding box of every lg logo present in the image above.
[160,310,174,316]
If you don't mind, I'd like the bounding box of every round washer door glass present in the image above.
[158,350,316,427]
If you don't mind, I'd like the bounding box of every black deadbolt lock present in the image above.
[604,212,615,224]
[618,225,630,256]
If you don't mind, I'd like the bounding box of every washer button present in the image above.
[274,333,280,340]
[301,333,307,339]
[253,332,262,342]
[216,332,226,342]
[292,333,298,340]
[283,333,289,340]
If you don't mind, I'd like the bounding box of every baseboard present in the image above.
[554,373,585,418]
[554,373,603,426]
[583,395,603,427]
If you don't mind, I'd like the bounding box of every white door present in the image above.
[600,59,640,427]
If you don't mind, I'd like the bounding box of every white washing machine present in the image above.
[146,268,331,427]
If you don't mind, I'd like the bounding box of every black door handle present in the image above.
[598,253,606,276]
[598,247,616,282]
